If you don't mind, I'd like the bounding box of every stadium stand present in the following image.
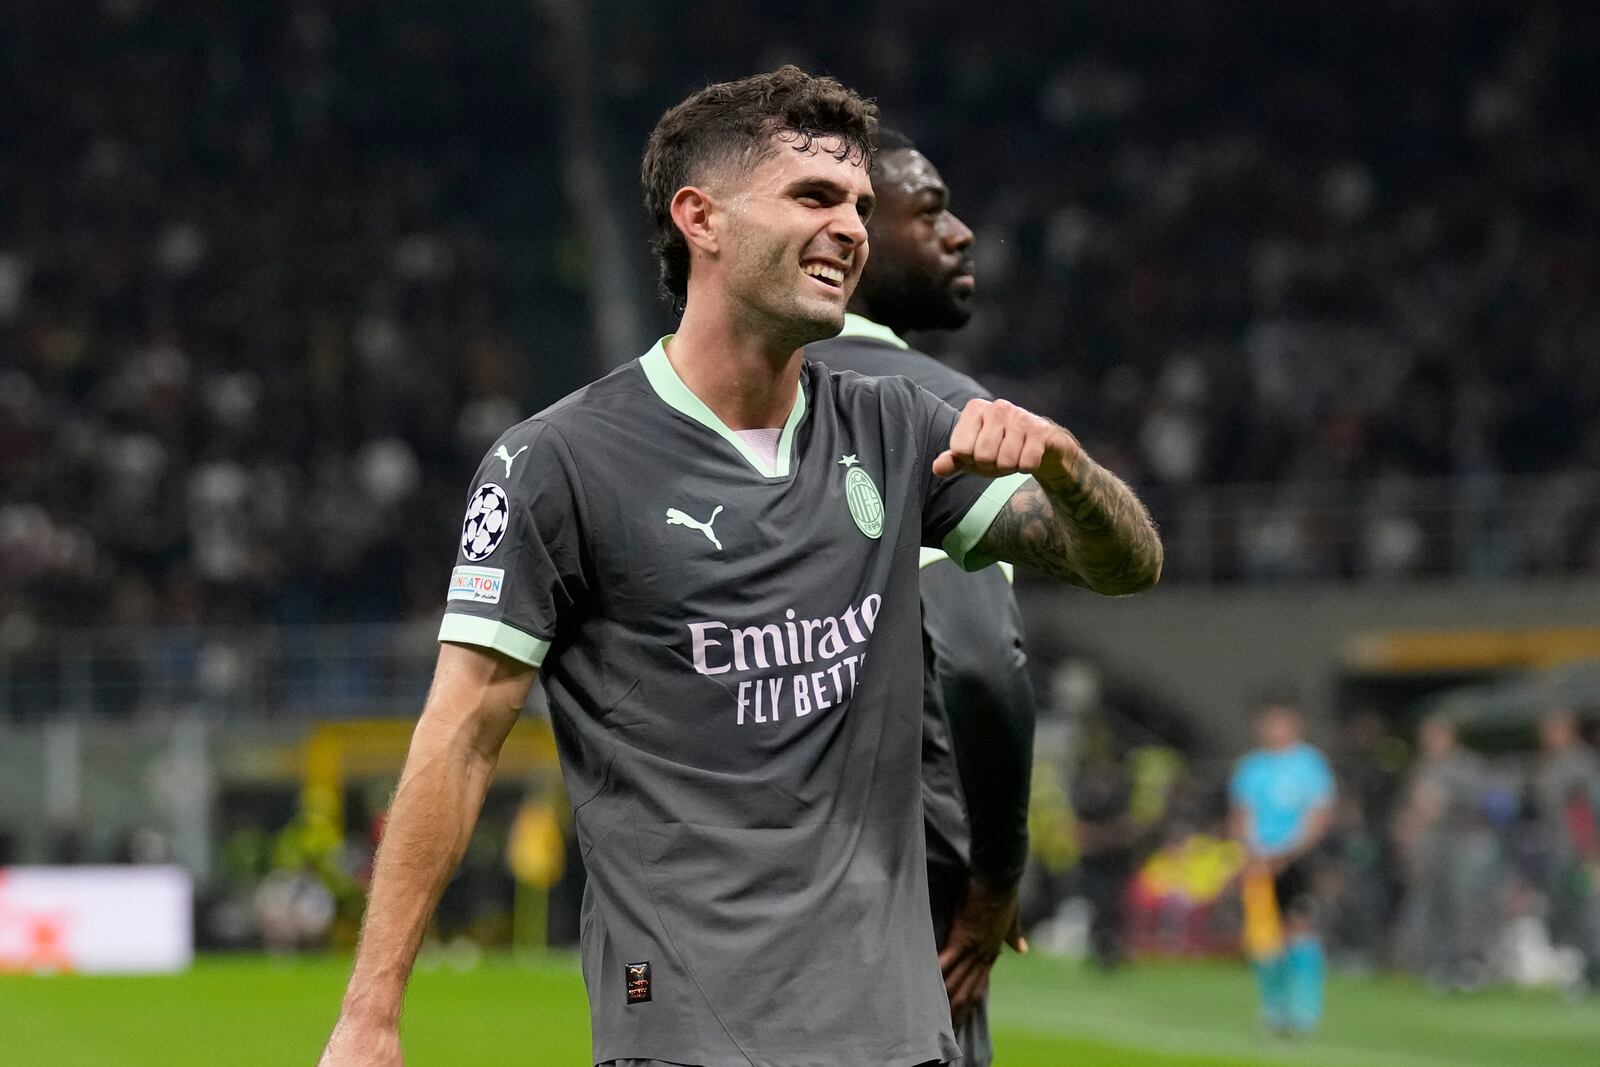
[2,2,1599,636]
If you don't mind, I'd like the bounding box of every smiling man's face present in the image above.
[851,147,975,334]
[713,134,875,347]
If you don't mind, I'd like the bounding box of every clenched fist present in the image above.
[932,398,1081,482]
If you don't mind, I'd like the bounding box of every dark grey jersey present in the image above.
[811,316,1037,889]
[439,339,1025,1067]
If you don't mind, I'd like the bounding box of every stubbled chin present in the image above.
[792,302,845,344]
[810,302,845,328]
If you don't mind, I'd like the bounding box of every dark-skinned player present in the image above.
[811,127,1036,1066]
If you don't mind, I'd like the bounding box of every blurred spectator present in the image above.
[1393,714,1500,988]
[1124,822,1244,960]
[255,868,337,955]
[1331,710,1409,938]
[1069,723,1135,969]
[1531,710,1600,984]
[1318,790,1388,971]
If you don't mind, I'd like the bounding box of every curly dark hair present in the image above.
[641,66,878,312]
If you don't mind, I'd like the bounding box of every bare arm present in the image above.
[934,399,1162,595]
[979,462,1162,595]
[320,642,535,1065]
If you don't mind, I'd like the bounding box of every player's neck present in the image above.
[668,301,806,431]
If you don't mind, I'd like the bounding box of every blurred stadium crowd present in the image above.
[1,1,563,634]
[3,1,1600,636]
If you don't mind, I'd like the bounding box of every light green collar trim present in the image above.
[838,312,909,350]
[639,337,807,479]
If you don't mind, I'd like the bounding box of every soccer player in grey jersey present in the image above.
[321,68,1161,1067]
[810,127,1036,1067]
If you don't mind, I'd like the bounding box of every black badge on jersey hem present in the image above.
[625,961,652,1004]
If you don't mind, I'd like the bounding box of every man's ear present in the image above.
[670,186,720,257]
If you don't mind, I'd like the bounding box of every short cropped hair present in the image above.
[872,126,917,158]
[641,66,878,311]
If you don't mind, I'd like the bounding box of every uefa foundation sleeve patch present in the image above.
[625,961,652,1004]
[447,566,505,604]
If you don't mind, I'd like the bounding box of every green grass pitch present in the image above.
[5,952,1596,1065]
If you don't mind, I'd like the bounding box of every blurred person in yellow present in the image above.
[1229,698,1335,1036]
[507,772,568,955]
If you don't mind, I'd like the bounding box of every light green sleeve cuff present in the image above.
[438,614,551,668]
[940,473,1031,572]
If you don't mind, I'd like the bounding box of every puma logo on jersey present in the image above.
[666,505,724,551]
[495,445,528,477]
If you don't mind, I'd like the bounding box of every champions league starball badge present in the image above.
[460,483,510,561]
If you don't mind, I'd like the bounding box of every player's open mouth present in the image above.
[802,262,846,290]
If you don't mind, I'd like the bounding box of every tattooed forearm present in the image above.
[978,453,1163,595]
